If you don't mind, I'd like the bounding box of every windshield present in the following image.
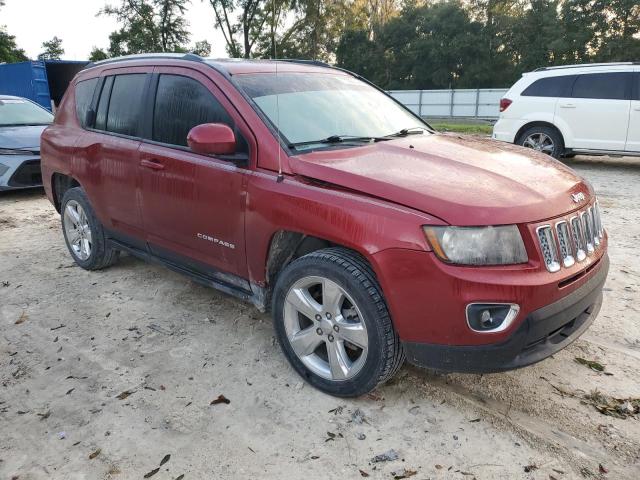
[235,72,428,150]
[0,98,54,127]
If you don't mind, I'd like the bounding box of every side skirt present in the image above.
[108,239,267,312]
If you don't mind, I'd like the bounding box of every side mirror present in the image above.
[187,123,236,155]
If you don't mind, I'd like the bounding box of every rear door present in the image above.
[75,68,151,246]
[138,66,253,280]
[554,71,631,151]
[626,70,640,153]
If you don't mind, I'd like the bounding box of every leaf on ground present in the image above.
[210,394,230,406]
[583,390,640,419]
[143,467,160,478]
[88,448,101,459]
[159,454,171,466]
[15,311,27,324]
[575,357,605,372]
[371,449,399,463]
[66,388,74,395]
[175,476,184,480]
[359,469,369,477]
[325,431,336,442]
[524,464,538,473]
[599,463,609,474]
[38,410,51,421]
[116,390,134,400]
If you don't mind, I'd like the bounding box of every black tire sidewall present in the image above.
[518,126,564,159]
[272,254,390,397]
[60,187,110,270]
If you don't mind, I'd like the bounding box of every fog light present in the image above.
[466,303,520,333]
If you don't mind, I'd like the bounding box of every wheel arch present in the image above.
[515,121,566,149]
[263,230,380,308]
[51,173,82,213]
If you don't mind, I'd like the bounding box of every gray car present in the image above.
[0,95,54,191]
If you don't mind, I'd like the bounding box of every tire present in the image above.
[60,187,119,270]
[272,247,404,397]
[516,125,564,159]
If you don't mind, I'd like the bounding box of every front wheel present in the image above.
[272,248,404,397]
[517,126,564,159]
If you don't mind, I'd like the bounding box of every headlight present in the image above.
[423,225,528,266]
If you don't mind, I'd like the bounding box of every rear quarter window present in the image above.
[521,75,576,98]
[571,72,631,100]
[75,78,98,128]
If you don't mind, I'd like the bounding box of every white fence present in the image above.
[389,88,508,119]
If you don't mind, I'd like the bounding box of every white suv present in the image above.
[493,63,639,158]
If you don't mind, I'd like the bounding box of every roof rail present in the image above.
[83,53,204,70]
[279,59,331,68]
[534,62,639,72]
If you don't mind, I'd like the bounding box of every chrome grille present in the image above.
[537,226,560,272]
[537,200,604,273]
[570,216,587,261]
[555,221,575,267]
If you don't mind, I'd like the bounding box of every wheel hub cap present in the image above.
[283,276,368,381]
[63,200,92,261]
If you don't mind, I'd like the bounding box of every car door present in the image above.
[138,67,253,281]
[75,68,151,246]
[626,71,640,153]
[554,71,632,151]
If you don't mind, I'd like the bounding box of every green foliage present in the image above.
[100,0,191,56]
[191,39,212,56]
[89,46,110,61]
[336,0,640,89]
[38,36,65,60]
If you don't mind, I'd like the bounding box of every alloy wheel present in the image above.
[283,276,368,381]
[522,132,555,155]
[63,200,92,261]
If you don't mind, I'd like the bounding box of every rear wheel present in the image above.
[61,187,119,270]
[272,248,404,397]
[517,125,564,159]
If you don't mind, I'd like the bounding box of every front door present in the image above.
[554,71,631,151]
[138,67,253,280]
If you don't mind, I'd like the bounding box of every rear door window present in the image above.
[103,74,147,136]
[75,78,98,128]
[151,74,245,150]
[571,72,631,100]
[521,75,576,98]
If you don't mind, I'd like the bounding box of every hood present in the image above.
[0,125,48,150]
[288,134,592,226]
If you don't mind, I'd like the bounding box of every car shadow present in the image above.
[565,155,640,171]
[0,187,46,202]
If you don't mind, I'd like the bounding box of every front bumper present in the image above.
[0,155,43,191]
[403,253,608,373]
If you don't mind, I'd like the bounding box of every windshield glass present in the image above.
[0,98,54,127]
[234,72,427,150]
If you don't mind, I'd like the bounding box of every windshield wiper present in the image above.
[384,126,430,138]
[288,134,387,149]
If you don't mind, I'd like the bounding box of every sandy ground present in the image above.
[1,155,639,480]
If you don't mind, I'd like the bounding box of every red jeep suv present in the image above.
[41,54,609,397]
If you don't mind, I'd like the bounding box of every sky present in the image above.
[1,0,229,60]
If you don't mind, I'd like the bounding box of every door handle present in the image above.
[559,103,576,109]
[140,159,165,170]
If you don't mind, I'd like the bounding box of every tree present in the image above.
[38,36,65,60]
[89,46,110,61]
[100,0,191,55]
[191,39,212,56]
[206,0,266,58]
